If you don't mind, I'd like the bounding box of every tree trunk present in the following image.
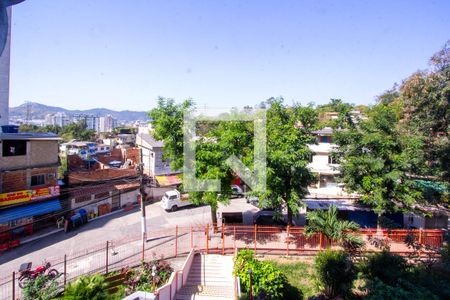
[287,204,293,226]
[211,206,218,232]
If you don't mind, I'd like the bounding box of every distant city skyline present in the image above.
[9,0,450,111]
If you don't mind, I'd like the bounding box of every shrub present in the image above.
[360,251,408,285]
[124,258,173,294]
[314,249,355,298]
[363,277,439,300]
[23,274,60,300]
[62,274,109,300]
[234,249,287,299]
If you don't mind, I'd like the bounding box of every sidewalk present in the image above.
[19,205,139,246]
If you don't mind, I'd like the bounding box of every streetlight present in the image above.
[152,265,157,291]
[248,268,253,300]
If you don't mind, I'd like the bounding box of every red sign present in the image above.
[32,186,60,200]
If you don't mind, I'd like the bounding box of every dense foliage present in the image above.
[260,98,317,224]
[149,97,317,225]
[334,103,425,215]
[313,249,355,299]
[22,274,59,300]
[124,258,173,294]
[234,249,287,299]
[62,274,110,300]
[357,251,450,299]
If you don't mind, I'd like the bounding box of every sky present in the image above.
[8,0,450,111]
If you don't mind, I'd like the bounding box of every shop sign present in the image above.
[32,186,60,200]
[0,186,60,207]
[0,190,32,206]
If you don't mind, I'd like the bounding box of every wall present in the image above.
[120,189,139,207]
[0,140,59,171]
[71,192,112,213]
[0,166,58,193]
[311,153,329,168]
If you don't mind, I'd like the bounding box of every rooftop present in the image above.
[0,132,61,141]
[136,132,164,148]
[312,127,333,135]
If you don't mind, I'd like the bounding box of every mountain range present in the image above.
[9,102,149,122]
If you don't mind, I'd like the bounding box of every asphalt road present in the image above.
[0,201,213,275]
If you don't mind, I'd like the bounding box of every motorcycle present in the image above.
[18,261,60,288]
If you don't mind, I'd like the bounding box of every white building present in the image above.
[45,112,71,127]
[136,132,174,176]
[98,115,117,133]
[72,114,99,131]
[307,127,351,197]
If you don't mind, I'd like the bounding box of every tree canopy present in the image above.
[334,104,425,215]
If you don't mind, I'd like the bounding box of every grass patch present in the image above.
[268,258,317,300]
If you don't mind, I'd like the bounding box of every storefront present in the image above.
[0,199,63,243]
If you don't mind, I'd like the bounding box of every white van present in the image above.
[161,190,192,211]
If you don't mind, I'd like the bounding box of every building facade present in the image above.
[136,132,175,176]
[0,132,62,240]
[98,115,117,133]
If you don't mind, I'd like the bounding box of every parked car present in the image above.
[246,195,259,206]
[253,210,287,226]
[231,185,244,198]
[161,190,192,212]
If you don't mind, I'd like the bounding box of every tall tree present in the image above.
[149,98,253,225]
[334,104,425,216]
[259,98,317,225]
[397,41,450,181]
[378,41,450,182]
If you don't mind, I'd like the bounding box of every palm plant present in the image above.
[305,205,364,251]
[62,274,109,300]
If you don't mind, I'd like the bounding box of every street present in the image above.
[0,201,213,276]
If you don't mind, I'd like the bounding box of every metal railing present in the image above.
[0,225,444,299]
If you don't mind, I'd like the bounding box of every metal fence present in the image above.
[0,225,444,299]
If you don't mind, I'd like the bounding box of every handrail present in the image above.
[155,247,196,300]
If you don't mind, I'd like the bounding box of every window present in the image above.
[321,136,331,143]
[95,192,110,199]
[31,175,45,186]
[75,195,90,203]
[2,140,27,156]
[328,156,333,164]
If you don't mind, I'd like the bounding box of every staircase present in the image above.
[175,253,234,300]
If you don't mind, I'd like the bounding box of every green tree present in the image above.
[317,98,355,129]
[305,205,363,249]
[376,41,450,182]
[314,249,355,299]
[149,97,249,225]
[334,104,425,218]
[260,98,317,225]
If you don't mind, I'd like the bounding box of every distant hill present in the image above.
[9,102,149,122]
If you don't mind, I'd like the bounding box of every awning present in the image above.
[155,174,182,187]
[0,199,62,224]
[304,199,371,211]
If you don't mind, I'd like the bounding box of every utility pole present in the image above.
[137,148,147,261]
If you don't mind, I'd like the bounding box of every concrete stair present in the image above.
[175,253,234,300]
